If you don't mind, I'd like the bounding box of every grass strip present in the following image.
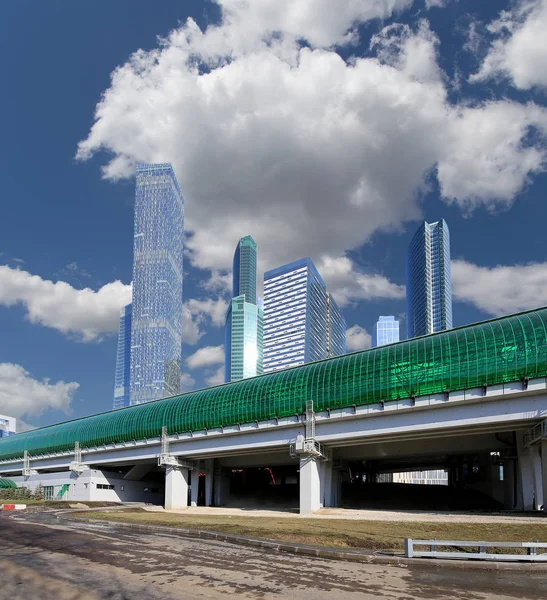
[72,509,547,552]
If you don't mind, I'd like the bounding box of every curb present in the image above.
[59,513,547,573]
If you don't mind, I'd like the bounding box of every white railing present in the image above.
[404,539,547,562]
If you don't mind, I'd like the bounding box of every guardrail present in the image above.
[404,539,547,562]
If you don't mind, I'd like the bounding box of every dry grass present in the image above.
[74,509,547,551]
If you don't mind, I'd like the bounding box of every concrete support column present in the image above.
[300,455,320,515]
[190,465,199,507]
[542,440,547,512]
[214,468,230,507]
[516,433,535,510]
[322,460,334,508]
[503,459,516,510]
[531,444,544,510]
[332,469,342,508]
[165,466,189,510]
[205,459,214,507]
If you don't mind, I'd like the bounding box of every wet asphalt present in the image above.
[0,509,546,600]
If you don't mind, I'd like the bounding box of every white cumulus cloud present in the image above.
[205,365,225,387]
[346,325,373,351]
[318,255,405,307]
[186,345,225,369]
[452,259,547,316]
[0,265,131,342]
[471,0,547,90]
[0,363,79,419]
[75,10,547,282]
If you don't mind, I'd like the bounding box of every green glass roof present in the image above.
[0,478,17,489]
[1,306,547,461]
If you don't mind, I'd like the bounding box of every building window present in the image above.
[96,484,115,490]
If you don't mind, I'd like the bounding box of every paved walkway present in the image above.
[143,505,547,524]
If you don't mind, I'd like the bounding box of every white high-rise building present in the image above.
[263,258,345,373]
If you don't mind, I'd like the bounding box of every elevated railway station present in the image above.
[1,307,547,513]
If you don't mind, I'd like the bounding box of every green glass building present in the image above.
[225,236,264,382]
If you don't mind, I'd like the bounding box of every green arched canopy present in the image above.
[1,306,546,461]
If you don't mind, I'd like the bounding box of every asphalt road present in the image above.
[0,511,546,600]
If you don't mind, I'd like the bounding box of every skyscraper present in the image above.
[406,219,452,339]
[263,258,346,373]
[373,316,400,348]
[0,414,16,438]
[233,235,257,305]
[326,292,347,358]
[113,304,132,409]
[129,163,185,405]
[225,236,263,382]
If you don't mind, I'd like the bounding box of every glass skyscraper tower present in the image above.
[113,304,132,409]
[406,219,452,339]
[225,236,263,382]
[373,316,400,348]
[116,163,185,406]
[263,258,346,373]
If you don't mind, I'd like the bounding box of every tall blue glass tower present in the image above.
[263,258,346,373]
[225,236,263,382]
[129,163,185,405]
[373,316,400,347]
[113,304,132,409]
[406,219,452,339]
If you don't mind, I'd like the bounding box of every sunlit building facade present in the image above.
[406,219,452,339]
[0,414,16,438]
[373,316,400,348]
[129,163,185,405]
[263,258,345,373]
[225,236,263,382]
[113,304,132,409]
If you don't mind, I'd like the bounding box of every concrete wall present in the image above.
[10,470,163,504]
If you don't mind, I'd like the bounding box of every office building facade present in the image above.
[406,219,452,339]
[225,236,263,382]
[129,163,185,405]
[263,258,346,373]
[373,316,400,348]
[0,414,16,438]
[113,304,132,409]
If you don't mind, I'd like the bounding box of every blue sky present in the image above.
[2,0,547,429]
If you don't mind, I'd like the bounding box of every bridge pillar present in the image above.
[165,466,189,510]
[532,444,543,510]
[516,433,535,510]
[503,458,517,510]
[300,455,321,514]
[214,467,230,507]
[321,460,333,508]
[205,459,214,506]
[542,440,547,512]
[190,463,199,507]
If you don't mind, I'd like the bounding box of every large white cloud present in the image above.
[346,325,373,351]
[214,0,414,49]
[186,345,225,369]
[318,256,405,307]
[0,363,79,419]
[471,0,547,90]
[452,259,547,316]
[0,265,131,342]
[76,8,547,281]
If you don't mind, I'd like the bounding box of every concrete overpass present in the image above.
[1,306,547,514]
